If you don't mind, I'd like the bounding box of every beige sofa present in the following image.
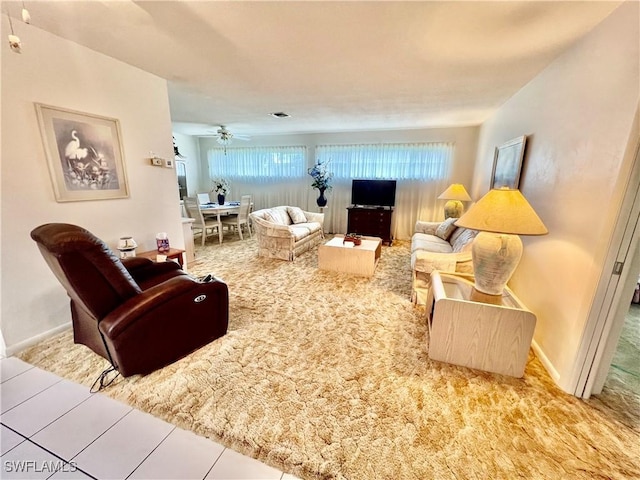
[411,218,478,304]
[250,206,325,261]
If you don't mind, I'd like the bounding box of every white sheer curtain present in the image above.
[208,146,309,211]
[208,143,454,240]
[316,143,453,240]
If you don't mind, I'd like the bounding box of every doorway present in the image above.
[574,133,640,403]
[177,160,188,200]
[588,252,640,430]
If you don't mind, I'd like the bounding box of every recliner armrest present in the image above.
[99,275,228,339]
[121,257,183,284]
[121,256,153,270]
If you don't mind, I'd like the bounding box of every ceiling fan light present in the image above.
[216,129,233,146]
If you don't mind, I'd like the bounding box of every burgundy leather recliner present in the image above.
[30,223,229,377]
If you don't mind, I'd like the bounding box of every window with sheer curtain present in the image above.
[208,146,309,210]
[315,143,454,238]
[207,142,454,240]
[315,143,452,180]
[208,146,307,179]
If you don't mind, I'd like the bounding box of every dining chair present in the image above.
[184,196,222,245]
[197,192,212,205]
[221,195,252,240]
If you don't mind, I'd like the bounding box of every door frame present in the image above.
[572,119,640,398]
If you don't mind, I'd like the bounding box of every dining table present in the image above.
[199,201,252,244]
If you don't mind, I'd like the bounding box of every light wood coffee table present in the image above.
[318,235,382,277]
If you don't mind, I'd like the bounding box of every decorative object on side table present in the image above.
[117,236,137,258]
[455,187,547,296]
[438,183,472,219]
[308,159,332,207]
[491,136,527,189]
[343,233,362,246]
[211,177,230,205]
[156,232,170,253]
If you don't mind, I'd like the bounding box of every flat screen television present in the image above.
[351,179,397,207]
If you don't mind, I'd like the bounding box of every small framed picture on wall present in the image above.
[491,135,527,189]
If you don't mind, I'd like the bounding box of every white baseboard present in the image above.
[5,322,72,357]
[531,338,562,385]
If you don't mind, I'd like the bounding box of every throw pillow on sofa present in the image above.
[287,206,307,224]
[435,217,458,241]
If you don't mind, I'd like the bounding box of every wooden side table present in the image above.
[426,271,537,377]
[136,248,185,268]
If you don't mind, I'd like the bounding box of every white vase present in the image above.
[117,236,137,258]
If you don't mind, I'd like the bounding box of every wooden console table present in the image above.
[425,271,536,377]
[346,206,393,245]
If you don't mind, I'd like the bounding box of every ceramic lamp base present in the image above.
[443,200,463,219]
[471,232,523,295]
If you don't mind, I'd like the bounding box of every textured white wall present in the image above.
[473,2,639,390]
[1,24,184,351]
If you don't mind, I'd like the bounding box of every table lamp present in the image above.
[455,187,548,296]
[438,184,472,218]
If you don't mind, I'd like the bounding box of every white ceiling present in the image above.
[7,1,622,136]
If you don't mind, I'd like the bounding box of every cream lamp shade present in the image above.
[455,188,547,295]
[438,184,472,219]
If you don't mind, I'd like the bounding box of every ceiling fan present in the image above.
[203,125,250,153]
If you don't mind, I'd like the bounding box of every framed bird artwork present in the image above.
[35,103,129,202]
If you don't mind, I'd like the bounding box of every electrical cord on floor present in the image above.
[90,365,120,393]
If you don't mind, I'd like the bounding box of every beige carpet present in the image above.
[19,237,640,479]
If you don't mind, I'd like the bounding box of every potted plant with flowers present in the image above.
[211,177,230,205]
[308,159,332,207]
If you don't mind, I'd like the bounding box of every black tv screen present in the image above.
[351,179,397,207]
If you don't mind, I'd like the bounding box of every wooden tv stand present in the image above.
[346,205,393,245]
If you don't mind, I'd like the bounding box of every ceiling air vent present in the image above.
[269,112,290,118]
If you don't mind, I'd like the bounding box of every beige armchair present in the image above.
[411,218,477,304]
[250,206,324,261]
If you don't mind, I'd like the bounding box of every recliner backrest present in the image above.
[31,223,141,320]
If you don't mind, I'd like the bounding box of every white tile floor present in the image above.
[1,357,301,480]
